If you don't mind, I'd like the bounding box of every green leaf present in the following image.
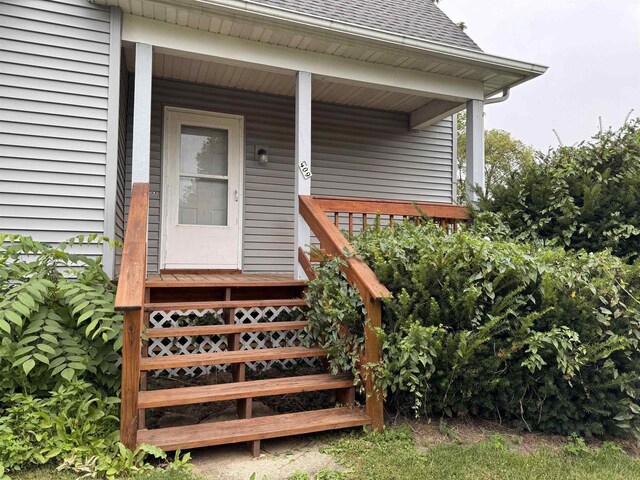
[33,353,50,365]
[5,310,23,326]
[37,344,56,355]
[60,368,75,382]
[77,309,94,324]
[22,358,36,375]
[0,318,11,333]
[12,301,30,317]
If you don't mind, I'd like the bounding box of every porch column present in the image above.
[131,43,153,184]
[465,99,485,203]
[294,71,312,280]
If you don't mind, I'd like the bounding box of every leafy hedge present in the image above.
[481,119,640,261]
[304,221,640,438]
[0,235,191,479]
[0,234,122,394]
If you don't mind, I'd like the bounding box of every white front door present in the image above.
[161,107,243,270]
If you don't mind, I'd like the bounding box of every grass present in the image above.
[10,428,640,480]
[311,428,640,480]
[7,465,204,480]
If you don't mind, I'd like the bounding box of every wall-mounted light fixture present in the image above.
[256,147,269,166]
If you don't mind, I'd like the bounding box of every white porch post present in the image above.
[131,43,153,184]
[465,99,485,204]
[294,71,312,280]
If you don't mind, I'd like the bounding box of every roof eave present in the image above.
[143,0,548,79]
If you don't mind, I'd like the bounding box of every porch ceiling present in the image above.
[123,48,433,113]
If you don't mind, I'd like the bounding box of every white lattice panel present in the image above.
[148,306,317,377]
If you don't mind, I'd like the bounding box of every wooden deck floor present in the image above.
[145,273,307,288]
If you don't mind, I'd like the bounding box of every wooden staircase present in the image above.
[116,184,467,455]
[118,263,370,454]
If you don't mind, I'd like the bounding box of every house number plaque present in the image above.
[299,160,312,179]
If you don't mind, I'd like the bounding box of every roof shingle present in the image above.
[251,0,481,51]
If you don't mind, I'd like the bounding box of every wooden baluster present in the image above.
[362,213,367,232]
[453,221,458,233]
[389,215,394,227]
[363,294,384,432]
[348,213,354,237]
[334,212,340,228]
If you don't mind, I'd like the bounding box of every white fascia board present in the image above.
[121,14,485,101]
[129,0,548,79]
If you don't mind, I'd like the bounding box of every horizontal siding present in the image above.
[114,58,129,274]
[0,0,113,257]
[124,78,453,274]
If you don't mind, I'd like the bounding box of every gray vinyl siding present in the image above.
[0,0,116,259]
[125,78,453,274]
[114,58,129,274]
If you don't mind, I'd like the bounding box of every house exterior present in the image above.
[0,0,546,454]
[0,0,546,279]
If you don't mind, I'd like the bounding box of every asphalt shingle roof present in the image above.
[252,0,481,51]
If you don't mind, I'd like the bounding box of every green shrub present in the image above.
[304,221,640,438]
[0,381,193,479]
[0,234,122,394]
[481,119,640,260]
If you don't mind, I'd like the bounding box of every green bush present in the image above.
[304,221,640,438]
[0,382,190,479]
[481,119,640,260]
[0,234,122,394]
[0,235,194,478]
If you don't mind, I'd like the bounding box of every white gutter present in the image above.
[485,88,511,105]
[138,0,548,78]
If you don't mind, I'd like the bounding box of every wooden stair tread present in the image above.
[146,273,307,288]
[138,373,354,408]
[146,320,309,338]
[144,298,306,311]
[137,406,370,451]
[140,346,326,370]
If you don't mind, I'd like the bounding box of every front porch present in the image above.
[108,0,541,456]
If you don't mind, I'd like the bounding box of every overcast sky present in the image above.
[439,0,640,151]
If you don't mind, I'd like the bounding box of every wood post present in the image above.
[363,295,384,432]
[224,288,260,456]
[120,308,144,449]
[138,288,151,430]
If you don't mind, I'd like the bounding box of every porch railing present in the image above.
[114,182,149,448]
[298,195,469,430]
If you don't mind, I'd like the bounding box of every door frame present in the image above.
[160,106,245,271]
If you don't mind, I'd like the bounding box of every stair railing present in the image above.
[298,195,469,431]
[115,182,150,449]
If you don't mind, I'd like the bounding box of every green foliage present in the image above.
[564,434,590,457]
[482,119,640,260]
[0,234,122,394]
[0,235,194,478]
[305,221,640,438]
[0,382,192,479]
[457,112,536,202]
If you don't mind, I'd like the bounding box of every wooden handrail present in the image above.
[312,195,469,219]
[299,195,391,301]
[115,183,149,311]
